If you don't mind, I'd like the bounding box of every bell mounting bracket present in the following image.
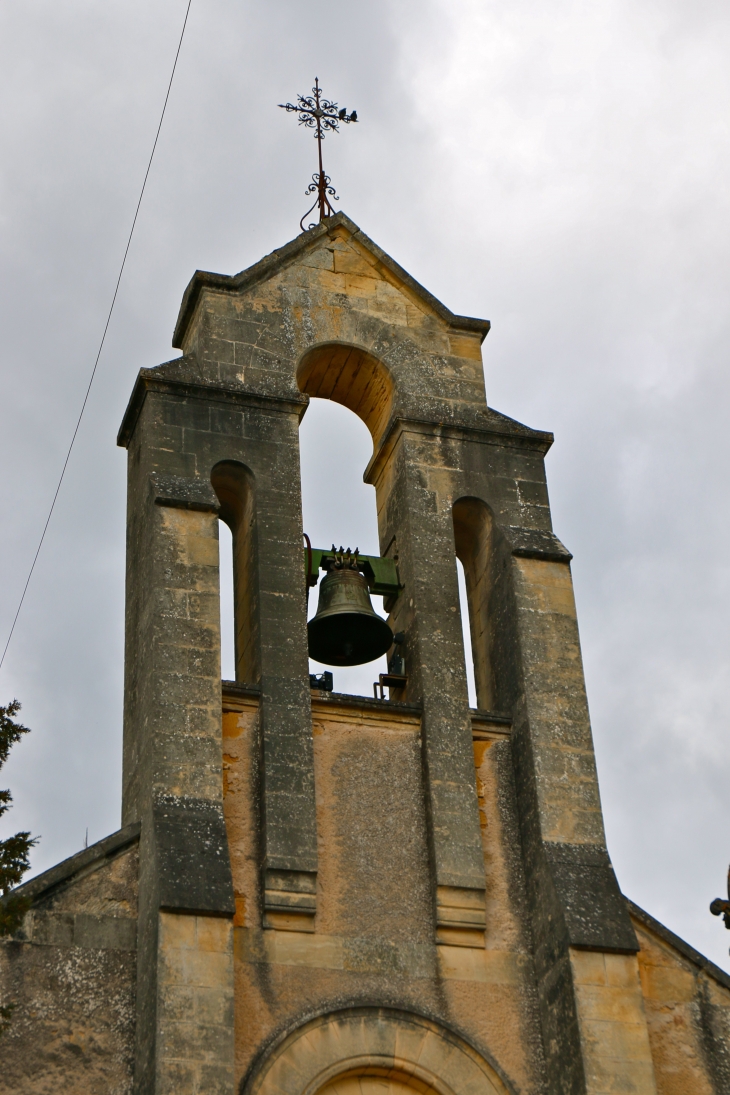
[303,537,402,599]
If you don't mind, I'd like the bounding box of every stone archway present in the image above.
[297,342,395,447]
[242,1009,515,1095]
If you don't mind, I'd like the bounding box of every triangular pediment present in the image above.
[172,212,490,349]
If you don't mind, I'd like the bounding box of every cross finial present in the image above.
[279,78,358,231]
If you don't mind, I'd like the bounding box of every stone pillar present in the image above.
[119,460,235,1095]
[369,430,488,946]
[156,912,235,1093]
[118,367,319,1093]
[570,950,657,1095]
[369,415,656,1094]
[492,530,656,1094]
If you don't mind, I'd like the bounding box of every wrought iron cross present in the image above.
[279,78,358,231]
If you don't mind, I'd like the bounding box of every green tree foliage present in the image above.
[0,700,37,1034]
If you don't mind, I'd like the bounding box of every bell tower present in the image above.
[117,213,657,1095]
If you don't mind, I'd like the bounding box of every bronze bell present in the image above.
[308,554,393,667]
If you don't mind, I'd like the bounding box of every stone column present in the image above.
[369,414,656,1093]
[369,429,487,947]
[493,531,656,1094]
[118,369,319,1092]
[120,465,236,1095]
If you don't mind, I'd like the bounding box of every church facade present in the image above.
[2,213,729,1094]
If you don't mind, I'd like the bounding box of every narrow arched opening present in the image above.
[218,519,235,681]
[456,557,477,708]
[453,497,497,711]
[211,460,258,686]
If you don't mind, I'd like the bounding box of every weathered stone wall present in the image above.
[221,686,546,1095]
[0,833,139,1095]
[631,905,730,1094]
[5,717,730,1095]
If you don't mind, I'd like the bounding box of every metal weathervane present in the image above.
[279,78,358,231]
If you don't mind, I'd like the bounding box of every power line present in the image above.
[0,0,193,673]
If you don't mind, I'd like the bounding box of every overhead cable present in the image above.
[0,0,194,672]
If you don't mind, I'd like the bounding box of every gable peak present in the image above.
[172,212,490,349]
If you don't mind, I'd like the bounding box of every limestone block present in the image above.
[156,912,234,1095]
[571,950,657,1095]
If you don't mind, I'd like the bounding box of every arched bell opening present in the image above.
[211,460,258,687]
[298,389,390,697]
[453,497,497,712]
[297,341,395,448]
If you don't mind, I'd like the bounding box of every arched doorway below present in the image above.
[317,1069,439,1095]
[243,1008,515,1095]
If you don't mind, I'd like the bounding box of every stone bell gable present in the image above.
[2,213,730,1095]
[169,210,493,431]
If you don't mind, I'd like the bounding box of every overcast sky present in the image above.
[1,0,729,971]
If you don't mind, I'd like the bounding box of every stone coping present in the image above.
[628,898,730,992]
[222,681,513,734]
[3,822,140,907]
[222,680,421,717]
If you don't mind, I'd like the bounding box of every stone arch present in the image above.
[452,497,497,711]
[211,460,258,685]
[297,342,395,446]
[241,1008,515,1095]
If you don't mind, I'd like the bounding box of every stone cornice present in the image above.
[364,413,554,485]
[117,369,307,448]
